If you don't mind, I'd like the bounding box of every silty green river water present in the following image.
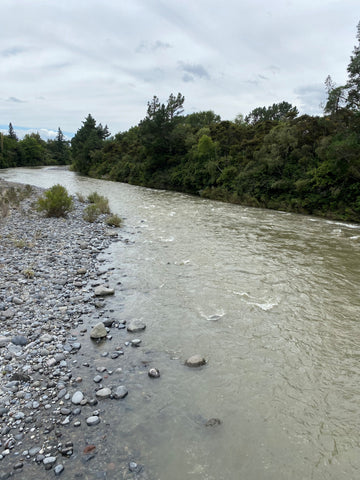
[2,166,360,480]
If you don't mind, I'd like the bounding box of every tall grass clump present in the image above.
[37,184,74,217]
[87,192,110,214]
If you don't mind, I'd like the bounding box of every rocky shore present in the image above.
[0,182,151,479]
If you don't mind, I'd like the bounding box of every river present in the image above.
[1,166,360,480]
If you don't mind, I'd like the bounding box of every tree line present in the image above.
[2,22,360,222]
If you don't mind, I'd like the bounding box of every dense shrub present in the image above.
[37,184,73,217]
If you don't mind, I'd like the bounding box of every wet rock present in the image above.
[129,461,142,473]
[86,415,100,426]
[43,456,57,469]
[54,464,64,476]
[131,338,142,347]
[90,322,107,339]
[112,385,128,399]
[94,285,115,296]
[96,387,112,399]
[127,320,146,333]
[148,368,160,378]
[71,391,84,404]
[205,418,222,427]
[185,355,206,367]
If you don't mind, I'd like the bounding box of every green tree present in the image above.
[324,75,347,114]
[71,114,110,175]
[346,21,360,111]
[19,133,48,166]
[245,102,298,124]
[47,127,71,164]
[8,122,17,140]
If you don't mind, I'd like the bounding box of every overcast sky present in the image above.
[1,0,359,139]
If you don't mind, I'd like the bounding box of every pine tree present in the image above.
[346,21,360,110]
[8,122,17,140]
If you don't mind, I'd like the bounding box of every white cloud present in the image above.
[0,0,359,135]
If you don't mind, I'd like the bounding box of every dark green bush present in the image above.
[37,184,74,217]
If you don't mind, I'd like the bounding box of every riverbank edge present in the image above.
[0,180,148,479]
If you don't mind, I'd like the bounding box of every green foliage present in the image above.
[245,102,299,124]
[37,184,74,217]
[83,204,99,222]
[71,114,110,175]
[87,192,110,213]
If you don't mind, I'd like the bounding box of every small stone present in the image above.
[185,355,206,368]
[94,285,115,297]
[29,446,41,456]
[148,368,160,378]
[90,322,107,339]
[76,268,87,275]
[127,320,146,333]
[95,387,111,399]
[131,338,142,347]
[43,456,57,469]
[71,391,84,405]
[129,462,142,473]
[40,334,53,343]
[11,335,28,346]
[205,418,222,427]
[83,445,96,454]
[112,385,128,399]
[86,416,100,426]
[93,375,103,383]
[0,336,10,347]
[54,464,64,476]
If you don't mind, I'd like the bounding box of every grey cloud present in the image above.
[182,73,194,83]
[136,40,172,53]
[1,47,26,57]
[178,62,210,80]
[7,97,26,103]
[267,65,281,74]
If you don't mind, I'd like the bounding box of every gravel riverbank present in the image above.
[0,181,151,480]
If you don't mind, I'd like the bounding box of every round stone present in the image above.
[54,464,64,476]
[185,355,206,368]
[95,387,111,399]
[127,320,146,333]
[148,368,160,378]
[71,391,84,405]
[86,415,100,426]
[112,385,128,399]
